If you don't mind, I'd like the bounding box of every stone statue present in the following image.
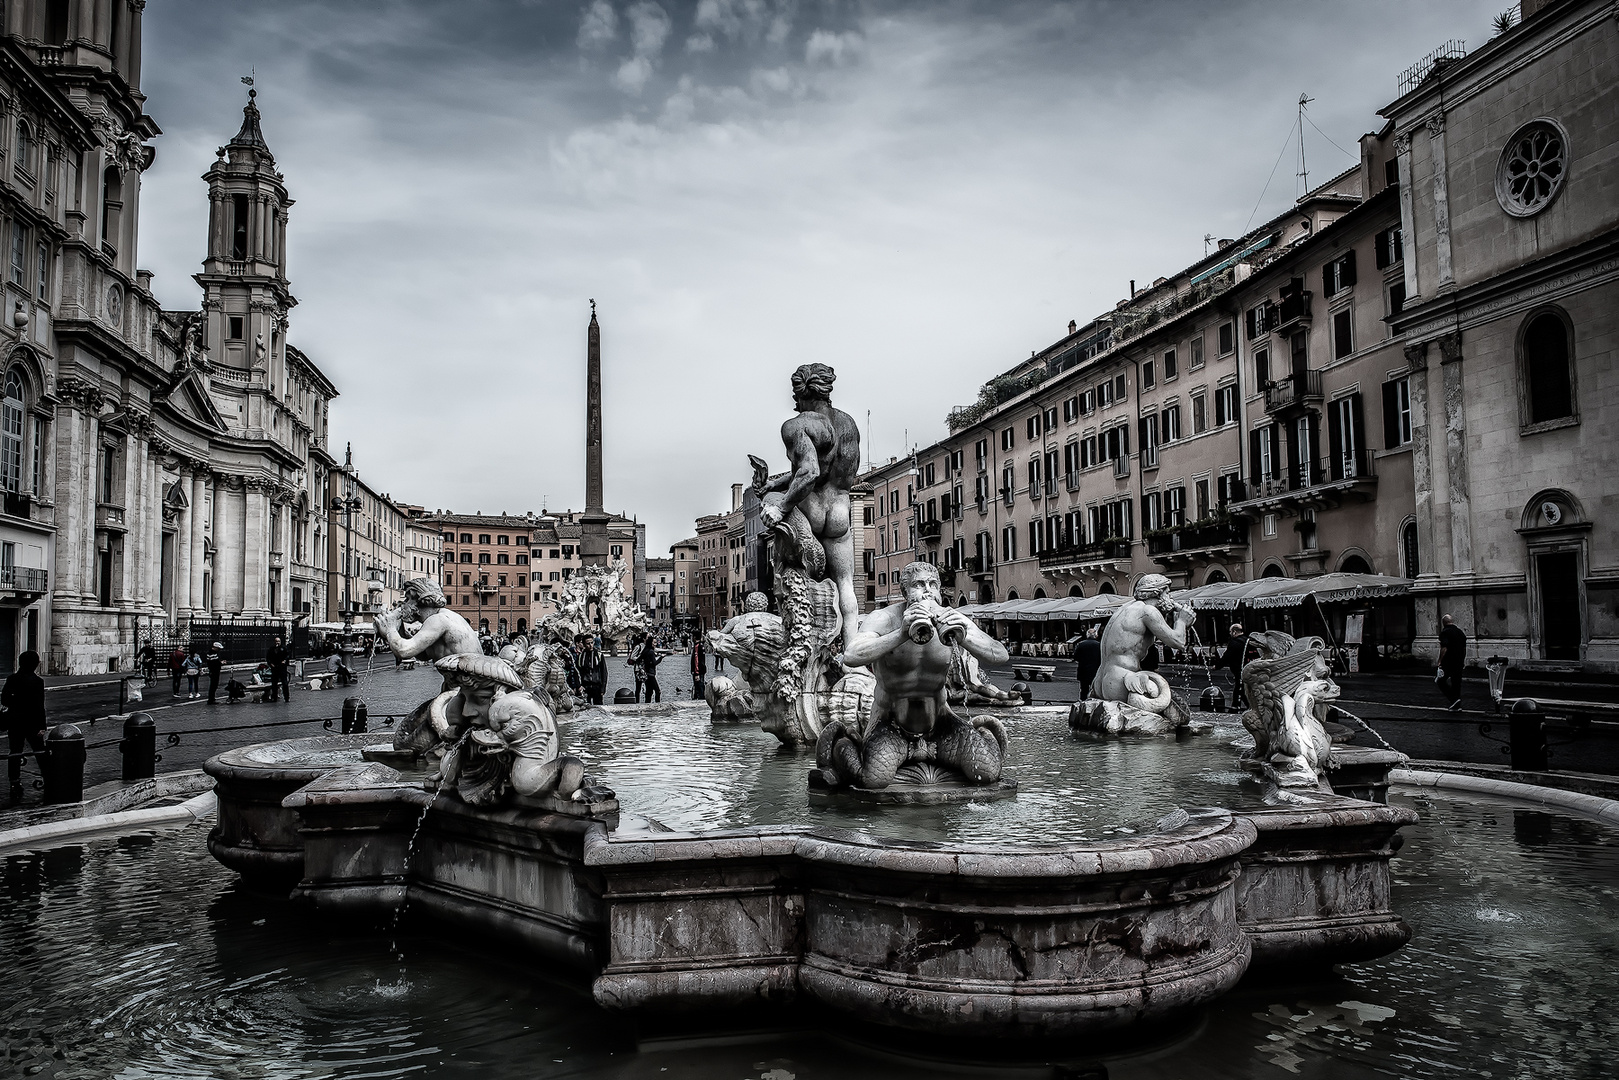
[541,558,645,651]
[707,592,791,736]
[1240,647,1337,789]
[502,632,575,714]
[1069,573,1197,736]
[946,647,1020,708]
[818,562,1008,790]
[395,653,610,808]
[703,674,754,722]
[756,363,861,649]
[374,577,482,670]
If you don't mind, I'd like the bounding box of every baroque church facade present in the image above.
[0,1,337,674]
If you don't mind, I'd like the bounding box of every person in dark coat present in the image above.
[266,636,291,703]
[169,646,187,698]
[578,636,608,706]
[205,642,225,704]
[628,632,647,702]
[4,651,47,805]
[640,636,662,703]
[1437,613,1467,712]
[1074,627,1102,700]
[690,638,706,700]
[1221,623,1249,709]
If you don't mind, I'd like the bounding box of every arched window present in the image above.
[1,371,25,494]
[1033,587,1047,599]
[1097,581,1115,595]
[1067,585,1083,597]
[1006,590,1020,601]
[1262,562,1286,578]
[1206,569,1228,585]
[102,166,124,253]
[14,122,32,174]
[1521,311,1575,426]
[1340,554,1372,575]
[1401,522,1420,578]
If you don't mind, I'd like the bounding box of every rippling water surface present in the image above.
[564,703,1264,841]
[3,734,1617,1078]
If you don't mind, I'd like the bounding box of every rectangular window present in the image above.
[35,242,47,301]
[1190,336,1205,369]
[1082,388,1095,414]
[1330,393,1365,479]
[1322,250,1357,298]
[1002,465,1016,506]
[1028,520,1041,556]
[1097,380,1113,408]
[1143,492,1162,532]
[231,194,250,260]
[1026,415,1040,441]
[1141,359,1155,390]
[1044,406,1058,432]
[975,438,988,471]
[1215,385,1238,427]
[1063,396,1079,423]
[1254,347,1271,388]
[924,462,935,486]
[1001,525,1017,563]
[1375,226,1403,269]
[1192,393,1207,434]
[1388,281,1406,317]
[1001,427,1015,452]
[1218,322,1234,356]
[1114,373,1126,401]
[1333,308,1354,359]
[1163,349,1177,380]
[9,224,25,286]
[1139,414,1159,468]
[1382,378,1412,448]
[1162,403,1181,442]
[228,315,244,340]
[1195,479,1210,521]
[1166,486,1185,526]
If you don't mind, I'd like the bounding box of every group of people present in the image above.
[156,636,304,705]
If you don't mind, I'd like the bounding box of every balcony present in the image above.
[1230,448,1378,516]
[939,567,958,589]
[965,555,993,578]
[1039,537,1132,575]
[1277,279,1311,331]
[1,491,29,519]
[917,518,942,542]
[1263,370,1323,416]
[0,565,48,596]
[1146,517,1249,565]
[95,502,127,532]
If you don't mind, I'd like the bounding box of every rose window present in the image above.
[1496,119,1568,218]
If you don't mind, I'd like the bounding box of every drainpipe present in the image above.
[1229,299,1255,581]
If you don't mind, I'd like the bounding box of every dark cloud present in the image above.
[134,0,1503,552]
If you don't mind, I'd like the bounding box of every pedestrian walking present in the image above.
[267,635,292,703]
[184,650,203,698]
[169,646,186,698]
[1437,613,1467,711]
[1074,627,1102,700]
[629,633,647,702]
[205,642,225,703]
[137,644,156,683]
[576,635,606,706]
[1222,624,1250,709]
[690,638,706,700]
[4,651,47,806]
[640,636,662,703]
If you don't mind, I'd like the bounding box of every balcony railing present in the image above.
[1263,370,1324,415]
[1329,446,1378,482]
[1113,456,1130,479]
[1238,451,1378,507]
[965,555,993,577]
[1038,536,1131,568]
[1044,479,1058,499]
[939,567,957,589]
[1065,473,1081,492]
[1146,517,1249,557]
[2,491,29,519]
[0,565,48,594]
[917,518,942,541]
[1277,287,1312,328]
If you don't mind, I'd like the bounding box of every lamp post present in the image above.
[332,490,362,628]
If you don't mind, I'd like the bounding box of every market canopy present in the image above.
[1175,573,1412,611]
[959,593,1127,622]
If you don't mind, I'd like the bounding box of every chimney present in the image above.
[732,483,743,510]
[1130,280,1136,297]
[1068,320,1077,335]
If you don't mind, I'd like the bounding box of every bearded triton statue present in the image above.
[1070,573,1201,736]
[818,562,1009,792]
[1240,644,1339,790]
[394,653,613,810]
[374,577,482,674]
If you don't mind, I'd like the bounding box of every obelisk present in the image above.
[580,300,609,568]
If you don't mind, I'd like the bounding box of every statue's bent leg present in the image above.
[822,525,861,649]
[857,722,907,789]
[934,711,1004,784]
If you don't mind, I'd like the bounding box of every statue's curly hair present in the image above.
[790,363,836,400]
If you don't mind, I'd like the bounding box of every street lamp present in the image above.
[331,491,363,627]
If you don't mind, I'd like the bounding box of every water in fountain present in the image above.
[387,730,470,960]
[1184,624,1223,701]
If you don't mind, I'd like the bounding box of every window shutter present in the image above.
[1305,414,1321,484]
[1246,308,1258,340]
[1249,429,1262,485]
[1349,392,1366,469]
[1268,425,1282,480]
[1139,417,1149,455]
[1122,425,1130,455]
[1322,262,1336,300]
[1342,249,1356,288]
[1115,374,1126,399]
[1375,230,1390,270]
[1382,381,1400,448]
[1327,401,1344,481]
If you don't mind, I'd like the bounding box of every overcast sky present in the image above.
[135,0,1501,554]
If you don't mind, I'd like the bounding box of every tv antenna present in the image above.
[1297,93,1315,195]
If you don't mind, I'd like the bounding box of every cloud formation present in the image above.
[134,0,1505,554]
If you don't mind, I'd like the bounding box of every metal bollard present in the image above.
[1010,681,1032,705]
[120,712,157,782]
[1200,685,1226,714]
[341,696,368,734]
[613,688,636,704]
[1508,697,1547,772]
[43,723,85,805]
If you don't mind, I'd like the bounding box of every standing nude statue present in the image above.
[820,562,1008,789]
[1071,573,1198,735]
[373,577,482,664]
[758,363,862,648]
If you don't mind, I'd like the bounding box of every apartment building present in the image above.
[670,536,698,624]
[430,512,534,637]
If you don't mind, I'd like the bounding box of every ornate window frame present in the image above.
[1515,304,1579,435]
[1495,117,1569,218]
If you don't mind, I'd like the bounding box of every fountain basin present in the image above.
[208,711,1416,1039]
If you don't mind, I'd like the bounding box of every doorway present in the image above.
[1536,551,1581,660]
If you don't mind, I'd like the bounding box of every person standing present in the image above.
[1437,613,1467,712]
[1222,623,1249,709]
[628,632,647,702]
[641,637,662,703]
[1074,626,1102,700]
[170,646,187,698]
[205,642,225,704]
[266,636,292,703]
[577,635,606,706]
[689,638,706,700]
[184,650,203,699]
[4,651,46,806]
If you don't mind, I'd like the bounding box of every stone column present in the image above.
[1438,333,1472,575]
[190,472,208,613]
[175,467,193,613]
[1427,114,1454,293]
[242,480,269,615]
[1404,342,1437,577]
[1395,131,1419,303]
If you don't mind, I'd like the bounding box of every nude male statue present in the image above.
[1094,573,1193,710]
[825,562,1008,789]
[374,577,482,665]
[758,363,862,647]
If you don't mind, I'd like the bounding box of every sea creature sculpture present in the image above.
[1241,647,1337,789]
[1069,573,1199,736]
[704,674,754,722]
